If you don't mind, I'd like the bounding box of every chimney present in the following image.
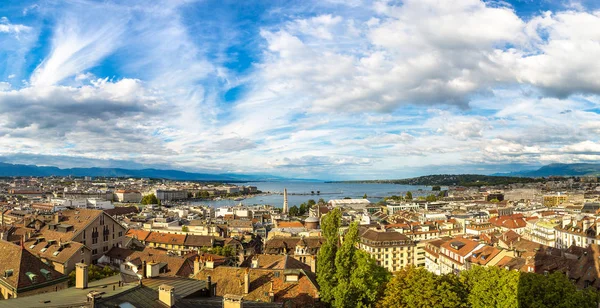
[147,261,160,278]
[207,275,212,297]
[194,257,201,276]
[54,213,60,224]
[205,256,214,269]
[76,263,88,289]
[244,268,250,294]
[251,256,258,269]
[223,294,244,308]
[141,260,147,279]
[158,284,175,307]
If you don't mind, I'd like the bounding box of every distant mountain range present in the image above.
[492,163,600,177]
[0,162,287,182]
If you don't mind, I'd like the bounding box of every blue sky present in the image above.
[1,0,600,180]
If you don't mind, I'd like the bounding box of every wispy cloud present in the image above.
[1,0,600,179]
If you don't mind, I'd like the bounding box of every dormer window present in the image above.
[26,272,38,283]
[40,269,52,280]
[285,274,299,282]
[4,269,13,278]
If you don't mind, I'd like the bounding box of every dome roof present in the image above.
[305,217,319,223]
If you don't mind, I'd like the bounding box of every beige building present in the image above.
[0,240,69,300]
[543,194,568,207]
[24,237,92,274]
[524,219,559,247]
[358,229,415,272]
[39,209,127,263]
[438,238,484,275]
[114,190,142,203]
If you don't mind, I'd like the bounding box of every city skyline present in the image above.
[2,0,600,180]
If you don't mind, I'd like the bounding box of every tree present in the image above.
[289,205,300,216]
[363,193,368,199]
[69,265,118,287]
[379,266,467,308]
[331,222,388,308]
[332,222,360,307]
[426,194,437,202]
[141,193,159,205]
[299,203,308,216]
[460,266,519,308]
[318,198,326,205]
[307,199,316,207]
[405,191,413,200]
[317,208,342,303]
[518,271,599,308]
[182,225,189,232]
[490,198,500,203]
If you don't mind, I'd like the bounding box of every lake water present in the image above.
[191,181,437,208]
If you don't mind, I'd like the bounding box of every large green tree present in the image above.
[461,266,520,308]
[379,266,467,308]
[518,271,599,308]
[317,208,342,303]
[320,219,389,308]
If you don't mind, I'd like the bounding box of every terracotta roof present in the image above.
[126,229,152,242]
[24,237,89,264]
[490,214,527,229]
[495,255,514,267]
[126,248,194,277]
[277,221,304,228]
[499,230,521,247]
[440,238,480,257]
[0,239,67,290]
[469,246,501,265]
[145,232,186,245]
[38,209,111,242]
[194,267,319,305]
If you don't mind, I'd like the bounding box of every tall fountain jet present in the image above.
[283,188,289,214]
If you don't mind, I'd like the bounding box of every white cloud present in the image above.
[0,17,32,35]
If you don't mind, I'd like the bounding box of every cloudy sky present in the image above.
[1,0,600,180]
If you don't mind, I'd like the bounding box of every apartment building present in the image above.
[24,237,92,274]
[358,229,415,272]
[555,216,600,249]
[437,238,484,275]
[524,219,559,247]
[114,190,142,203]
[38,209,127,263]
[543,194,568,207]
[0,240,69,300]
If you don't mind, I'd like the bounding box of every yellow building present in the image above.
[543,194,568,207]
[358,229,415,272]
